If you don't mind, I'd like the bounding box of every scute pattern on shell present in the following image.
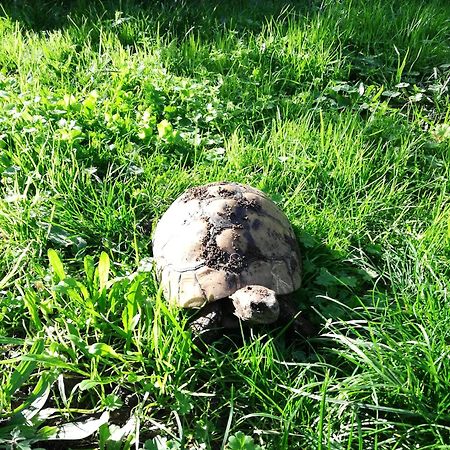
[152,182,302,307]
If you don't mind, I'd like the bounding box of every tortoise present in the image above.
[152,181,312,339]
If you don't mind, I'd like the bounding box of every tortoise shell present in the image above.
[152,182,302,307]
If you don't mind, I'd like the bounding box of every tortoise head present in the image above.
[230,285,279,324]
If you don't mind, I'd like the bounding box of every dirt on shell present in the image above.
[182,182,234,202]
[201,221,247,273]
[200,197,266,274]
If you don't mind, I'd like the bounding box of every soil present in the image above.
[217,185,239,198]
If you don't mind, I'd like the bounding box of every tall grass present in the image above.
[0,0,449,448]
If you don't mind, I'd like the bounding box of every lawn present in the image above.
[0,0,449,448]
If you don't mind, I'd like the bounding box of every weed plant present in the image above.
[0,0,449,448]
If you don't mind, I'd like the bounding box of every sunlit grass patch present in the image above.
[0,0,449,448]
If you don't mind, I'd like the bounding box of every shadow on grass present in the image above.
[4,0,448,95]
[189,228,386,360]
[1,0,310,33]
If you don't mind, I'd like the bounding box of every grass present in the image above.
[0,0,449,448]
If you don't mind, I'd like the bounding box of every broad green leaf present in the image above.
[84,255,96,289]
[87,343,123,361]
[157,119,173,139]
[47,225,86,250]
[11,374,52,422]
[298,231,317,248]
[102,416,136,450]
[227,431,263,450]
[23,290,43,331]
[82,90,99,110]
[98,252,110,291]
[314,268,358,288]
[78,379,102,391]
[409,92,423,102]
[174,391,193,414]
[47,249,65,281]
[21,354,89,376]
[144,436,181,450]
[52,278,85,306]
[5,339,45,399]
[103,394,123,410]
[122,281,140,334]
[77,281,90,300]
[381,90,400,98]
[0,336,25,345]
[314,268,338,287]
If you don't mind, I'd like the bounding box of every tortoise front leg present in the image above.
[188,301,224,343]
